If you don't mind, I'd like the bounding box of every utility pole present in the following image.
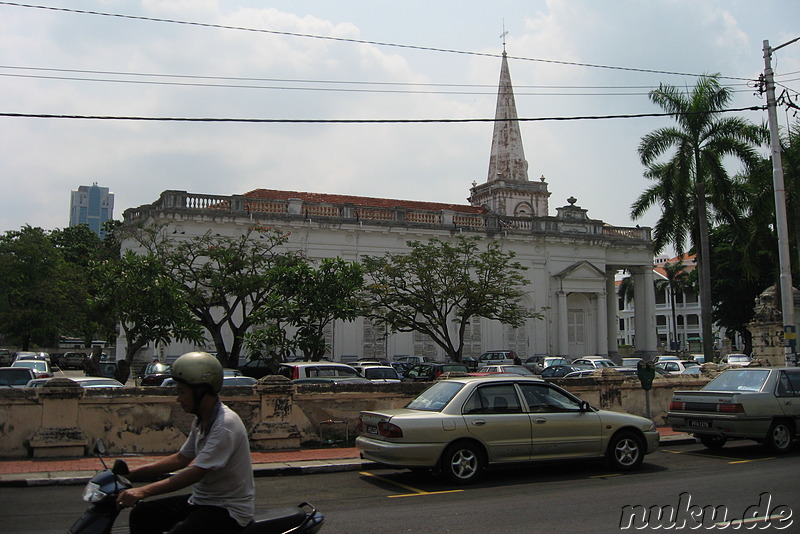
[763,38,800,367]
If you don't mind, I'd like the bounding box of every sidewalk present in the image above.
[0,427,694,487]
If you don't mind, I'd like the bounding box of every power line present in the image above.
[0,106,766,124]
[0,1,755,82]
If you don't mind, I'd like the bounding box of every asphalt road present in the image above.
[1,440,797,533]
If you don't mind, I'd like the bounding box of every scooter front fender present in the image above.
[67,506,120,534]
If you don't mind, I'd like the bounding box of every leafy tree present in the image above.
[91,250,204,382]
[709,224,775,355]
[283,257,365,361]
[134,225,294,369]
[0,226,77,350]
[631,75,766,361]
[362,236,537,362]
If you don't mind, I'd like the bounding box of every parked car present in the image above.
[540,364,592,378]
[14,351,51,364]
[461,357,480,372]
[653,355,680,363]
[61,352,87,370]
[523,356,570,374]
[0,349,13,366]
[0,367,37,387]
[162,375,257,388]
[477,350,519,366]
[393,355,437,366]
[621,357,643,367]
[722,354,752,367]
[239,358,278,379]
[680,366,702,376]
[293,377,372,385]
[572,357,617,369]
[26,377,124,388]
[361,366,402,383]
[356,375,659,484]
[11,359,53,378]
[477,365,534,376]
[655,359,700,375]
[403,362,471,382]
[137,362,172,386]
[668,367,800,453]
[277,362,362,380]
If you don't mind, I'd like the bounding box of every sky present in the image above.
[1,1,799,239]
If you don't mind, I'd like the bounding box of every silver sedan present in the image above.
[356,375,658,484]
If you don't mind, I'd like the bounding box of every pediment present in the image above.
[553,261,606,281]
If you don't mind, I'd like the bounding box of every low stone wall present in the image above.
[0,374,707,458]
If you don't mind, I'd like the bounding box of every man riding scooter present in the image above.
[116,351,255,534]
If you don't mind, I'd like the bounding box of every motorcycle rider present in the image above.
[116,351,255,534]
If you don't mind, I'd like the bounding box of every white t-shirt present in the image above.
[180,402,255,527]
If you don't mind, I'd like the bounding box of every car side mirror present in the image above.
[93,438,106,455]
[579,400,591,412]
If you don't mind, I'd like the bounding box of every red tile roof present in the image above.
[244,189,486,214]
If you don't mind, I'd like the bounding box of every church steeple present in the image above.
[468,50,550,218]
[487,51,529,183]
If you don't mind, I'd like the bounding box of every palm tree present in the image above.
[631,75,766,362]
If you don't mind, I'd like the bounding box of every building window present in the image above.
[568,311,585,344]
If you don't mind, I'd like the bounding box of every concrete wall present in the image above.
[0,374,707,458]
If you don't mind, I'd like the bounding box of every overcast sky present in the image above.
[1,1,798,239]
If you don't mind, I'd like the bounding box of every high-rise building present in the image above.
[69,183,114,237]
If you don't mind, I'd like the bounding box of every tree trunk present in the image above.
[695,168,715,363]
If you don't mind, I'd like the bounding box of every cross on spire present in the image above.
[500,21,508,53]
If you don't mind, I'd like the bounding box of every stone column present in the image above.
[596,291,608,357]
[606,273,621,363]
[250,376,301,450]
[557,291,569,357]
[632,266,658,359]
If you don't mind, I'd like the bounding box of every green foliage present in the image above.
[631,75,767,361]
[362,236,537,362]
[0,226,70,349]
[136,225,293,368]
[91,250,204,380]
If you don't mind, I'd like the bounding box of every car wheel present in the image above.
[607,431,644,471]
[441,442,484,484]
[698,435,727,450]
[765,420,795,454]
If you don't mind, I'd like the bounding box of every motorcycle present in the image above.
[68,439,324,534]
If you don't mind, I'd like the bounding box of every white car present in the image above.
[361,366,402,383]
[25,377,124,388]
[477,365,534,376]
[572,358,617,369]
[722,354,752,367]
[655,360,700,375]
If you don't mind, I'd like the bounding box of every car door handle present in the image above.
[533,418,547,424]
[472,420,486,426]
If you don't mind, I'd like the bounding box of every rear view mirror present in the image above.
[92,438,106,455]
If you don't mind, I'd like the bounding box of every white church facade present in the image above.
[120,52,658,364]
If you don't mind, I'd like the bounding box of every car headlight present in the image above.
[82,481,107,503]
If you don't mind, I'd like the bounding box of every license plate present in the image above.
[366,425,378,435]
[687,419,712,429]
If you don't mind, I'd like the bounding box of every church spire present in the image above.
[487,51,529,183]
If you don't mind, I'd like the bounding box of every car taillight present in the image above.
[378,421,403,438]
[718,403,744,413]
[670,401,685,411]
[292,367,299,380]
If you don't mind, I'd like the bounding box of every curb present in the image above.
[1,436,697,488]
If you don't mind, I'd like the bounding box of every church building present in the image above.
[121,51,658,363]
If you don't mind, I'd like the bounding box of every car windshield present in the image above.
[13,361,46,371]
[0,370,33,386]
[145,363,170,374]
[703,370,770,392]
[365,368,398,379]
[406,381,464,412]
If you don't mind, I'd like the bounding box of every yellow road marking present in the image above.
[360,471,464,498]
